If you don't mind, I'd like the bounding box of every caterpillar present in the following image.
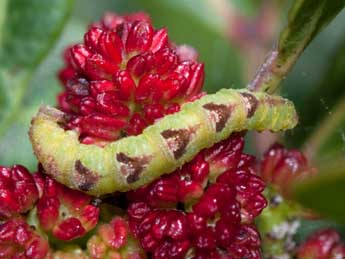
[29,88,298,196]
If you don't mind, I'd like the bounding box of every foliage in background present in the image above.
[0,0,74,168]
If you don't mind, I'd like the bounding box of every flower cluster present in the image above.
[0,136,268,258]
[127,134,266,259]
[0,165,100,258]
[57,12,204,145]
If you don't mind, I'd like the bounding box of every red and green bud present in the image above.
[87,216,146,259]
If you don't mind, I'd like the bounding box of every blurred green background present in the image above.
[1,0,345,172]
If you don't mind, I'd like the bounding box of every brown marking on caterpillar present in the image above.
[240,92,259,118]
[161,127,198,159]
[74,160,100,191]
[116,153,151,184]
[202,103,232,132]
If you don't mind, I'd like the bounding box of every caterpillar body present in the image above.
[29,88,298,196]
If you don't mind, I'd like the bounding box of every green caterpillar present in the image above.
[29,88,298,196]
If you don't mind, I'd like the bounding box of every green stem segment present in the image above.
[29,88,297,196]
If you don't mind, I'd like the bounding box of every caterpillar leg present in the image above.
[29,89,298,196]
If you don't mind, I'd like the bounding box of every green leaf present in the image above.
[0,0,74,68]
[0,0,73,167]
[249,0,345,93]
[293,159,345,224]
[279,0,344,64]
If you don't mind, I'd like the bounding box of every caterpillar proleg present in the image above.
[29,89,298,196]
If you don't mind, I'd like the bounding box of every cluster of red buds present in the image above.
[0,164,100,258]
[0,137,267,259]
[57,12,204,145]
[127,134,266,259]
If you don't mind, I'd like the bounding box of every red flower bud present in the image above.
[261,143,317,197]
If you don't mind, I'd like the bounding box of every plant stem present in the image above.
[247,49,280,93]
[247,45,301,94]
